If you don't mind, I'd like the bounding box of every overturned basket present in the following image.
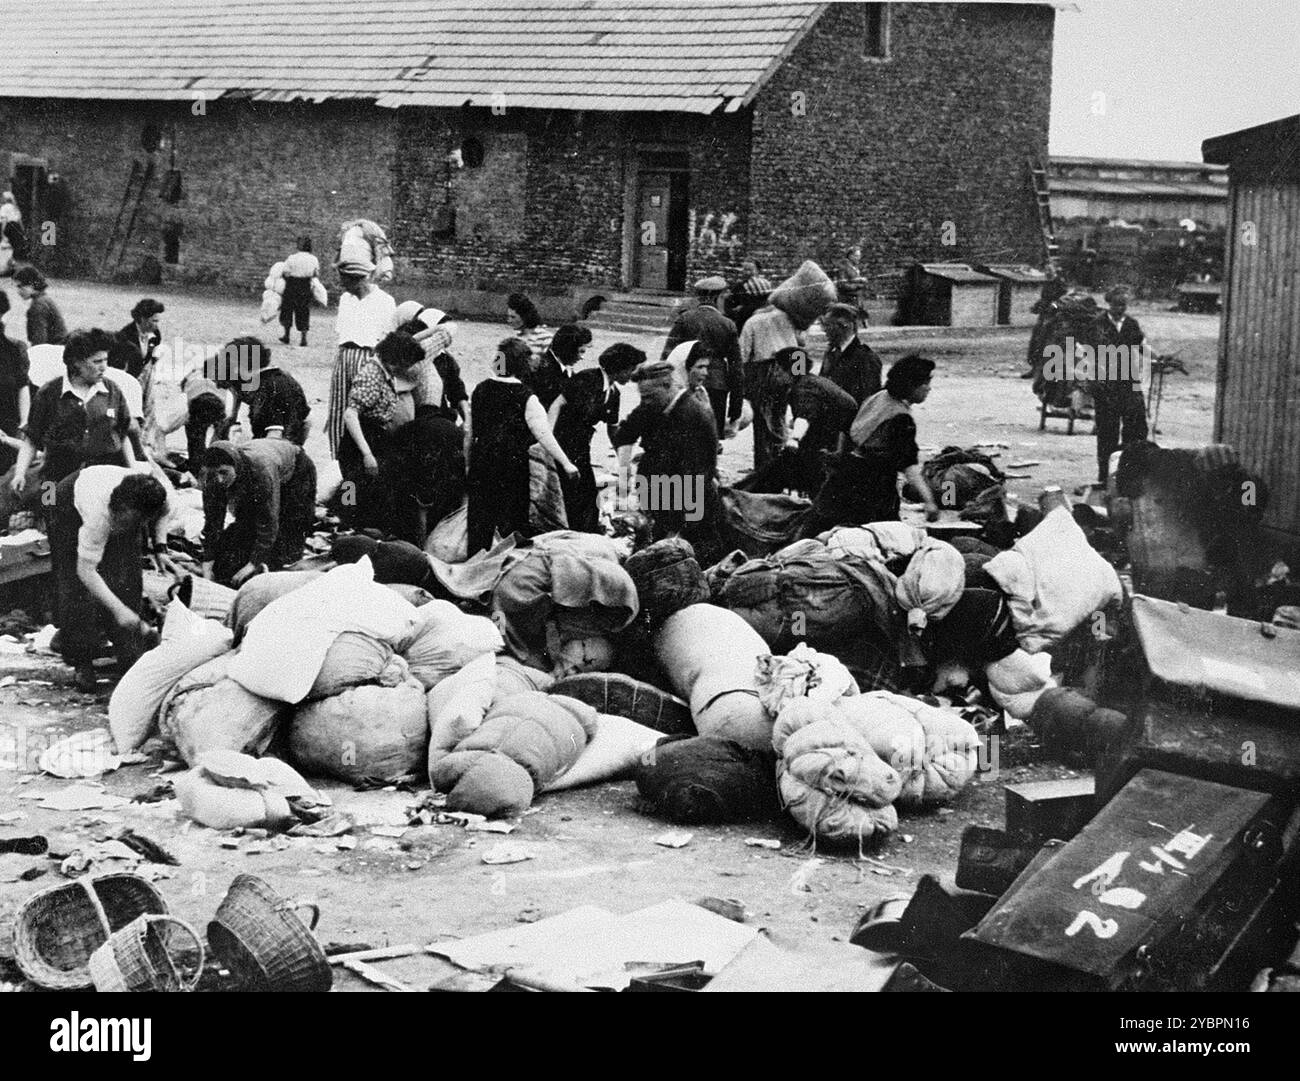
[13,874,169,990]
[88,914,205,992]
[207,874,332,992]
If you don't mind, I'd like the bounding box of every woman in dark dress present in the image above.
[466,337,577,554]
[800,354,940,537]
[548,342,644,532]
[0,291,30,472]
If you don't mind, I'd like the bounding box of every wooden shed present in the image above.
[977,263,1049,326]
[1203,114,1300,543]
[900,263,1000,327]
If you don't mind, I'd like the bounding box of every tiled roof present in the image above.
[0,0,826,114]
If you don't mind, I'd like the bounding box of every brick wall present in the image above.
[749,1,1054,293]
[392,107,751,300]
[0,97,394,289]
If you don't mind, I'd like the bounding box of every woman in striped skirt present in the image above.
[328,259,396,459]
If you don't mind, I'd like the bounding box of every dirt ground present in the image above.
[0,279,1221,988]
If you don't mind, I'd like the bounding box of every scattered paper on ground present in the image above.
[653,830,693,848]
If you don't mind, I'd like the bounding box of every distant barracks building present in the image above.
[0,1,1059,311]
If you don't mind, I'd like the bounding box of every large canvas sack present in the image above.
[634,735,778,823]
[624,538,711,628]
[719,487,810,558]
[109,600,233,752]
[718,539,902,652]
[230,560,418,703]
[492,656,555,703]
[158,652,286,766]
[400,599,503,689]
[985,506,1123,653]
[424,499,468,564]
[849,691,981,807]
[288,679,428,784]
[772,706,900,845]
[770,259,837,329]
[654,604,772,750]
[305,632,410,702]
[227,571,324,643]
[894,538,965,633]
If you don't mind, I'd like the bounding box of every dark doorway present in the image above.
[633,149,689,291]
[11,161,47,229]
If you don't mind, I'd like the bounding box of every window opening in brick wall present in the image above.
[864,3,891,60]
[461,136,485,168]
[162,221,182,265]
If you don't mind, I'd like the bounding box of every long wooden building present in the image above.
[1203,114,1300,544]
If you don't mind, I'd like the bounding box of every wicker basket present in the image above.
[207,874,331,992]
[88,914,205,992]
[13,874,169,990]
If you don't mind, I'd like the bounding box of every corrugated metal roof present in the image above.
[1049,177,1229,200]
[0,0,827,113]
[917,263,999,284]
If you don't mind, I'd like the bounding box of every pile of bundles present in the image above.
[101,506,1121,840]
[919,446,1006,513]
[634,642,984,848]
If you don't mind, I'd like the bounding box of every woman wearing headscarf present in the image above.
[663,338,715,414]
[200,438,317,587]
[800,354,940,537]
[14,266,67,346]
[466,337,578,554]
[505,292,553,364]
[548,342,644,532]
[393,300,468,422]
[529,323,590,410]
[339,331,465,544]
[327,258,396,460]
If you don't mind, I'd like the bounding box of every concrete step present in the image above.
[584,317,671,338]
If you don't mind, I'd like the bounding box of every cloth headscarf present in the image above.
[664,339,699,392]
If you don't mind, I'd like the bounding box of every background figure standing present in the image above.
[613,360,722,566]
[466,337,577,555]
[530,323,590,409]
[834,244,869,318]
[328,259,395,460]
[14,266,66,346]
[108,297,164,453]
[1087,286,1149,483]
[661,276,743,441]
[740,302,804,470]
[279,236,320,346]
[549,342,643,533]
[725,259,772,331]
[506,292,553,364]
[0,291,29,471]
[819,302,881,407]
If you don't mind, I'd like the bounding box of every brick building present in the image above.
[1,0,1059,316]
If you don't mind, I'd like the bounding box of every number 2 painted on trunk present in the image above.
[1064,910,1119,939]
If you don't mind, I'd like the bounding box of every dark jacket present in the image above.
[202,439,312,567]
[26,294,67,347]
[661,302,743,413]
[528,351,570,410]
[821,335,882,407]
[245,366,310,445]
[108,322,160,379]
